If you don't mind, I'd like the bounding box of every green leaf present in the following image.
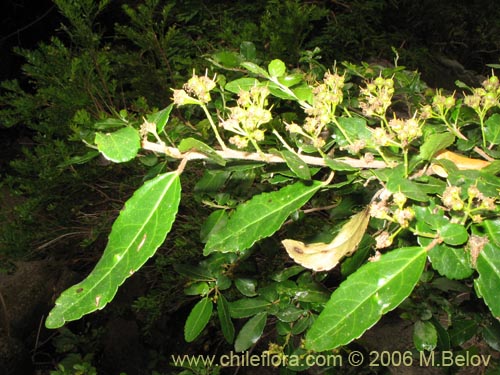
[428,244,473,280]
[324,158,358,171]
[413,320,437,351]
[240,41,256,61]
[483,219,500,246]
[200,210,228,243]
[419,132,455,160]
[217,294,235,344]
[184,282,210,296]
[449,318,477,346]
[280,150,311,180]
[46,172,181,328]
[225,78,260,94]
[179,137,226,166]
[204,180,323,255]
[184,297,213,342]
[485,114,500,144]
[209,51,243,68]
[234,312,267,352]
[276,306,304,322]
[305,247,427,351]
[58,150,100,167]
[439,223,468,246]
[278,74,303,87]
[95,127,141,163]
[240,62,270,78]
[271,265,305,282]
[94,117,128,130]
[235,278,258,297]
[268,59,286,77]
[482,320,500,351]
[292,85,313,103]
[474,242,500,317]
[387,173,428,202]
[229,297,271,318]
[148,103,174,133]
[336,117,372,145]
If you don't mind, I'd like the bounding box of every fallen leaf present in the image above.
[282,208,370,271]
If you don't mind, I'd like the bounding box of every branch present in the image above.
[141,140,388,169]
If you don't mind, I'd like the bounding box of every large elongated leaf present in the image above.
[305,246,427,351]
[474,242,500,317]
[46,172,181,329]
[204,180,323,255]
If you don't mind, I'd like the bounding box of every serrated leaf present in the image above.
[283,208,370,271]
[474,242,500,317]
[234,312,267,352]
[268,59,286,77]
[229,297,271,318]
[280,150,311,179]
[420,132,455,161]
[148,103,174,133]
[413,320,437,352]
[305,246,427,351]
[204,180,323,255]
[428,244,473,280]
[95,127,140,163]
[217,294,235,344]
[184,297,213,342]
[225,77,260,94]
[240,62,270,78]
[45,172,181,329]
[179,137,226,166]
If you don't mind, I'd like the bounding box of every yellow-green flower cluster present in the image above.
[359,76,394,118]
[388,116,422,146]
[172,71,216,105]
[441,185,497,220]
[220,85,272,149]
[286,71,345,148]
[463,75,500,112]
[370,189,415,249]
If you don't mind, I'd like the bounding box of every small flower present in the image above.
[172,89,200,106]
[375,231,393,249]
[229,135,249,149]
[480,197,496,211]
[370,201,390,220]
[285,122,303,134]
[372,127,393,146]
[393,192,407,207]
[393,207,414,228]
[442,186,464,211]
